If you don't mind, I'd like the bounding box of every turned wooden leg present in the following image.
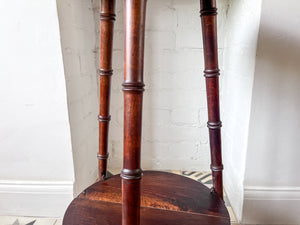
[98,0,116,181]
[121,0,147,225]
[200,0,223,199]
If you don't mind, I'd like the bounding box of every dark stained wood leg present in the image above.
[200,0,223,199]
[98,0,116,181]
[121,0,147,225]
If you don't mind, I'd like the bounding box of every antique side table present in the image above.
[63,0,229,224]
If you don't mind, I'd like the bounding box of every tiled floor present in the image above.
[0,170,238,225]
[0,217,62,225]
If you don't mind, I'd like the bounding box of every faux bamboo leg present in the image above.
[200,0,223,199]
[98,0,116,181]
[121,0,147,225]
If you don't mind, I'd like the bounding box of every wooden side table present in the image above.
[63,0,229,224]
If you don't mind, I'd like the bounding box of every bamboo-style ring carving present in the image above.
[211,164,224,172]
[122,82,145,92]
[98,115,111,122]
[207,121,222,129]
[97,153,109,160]
[98,69,113,76]
[200,8,217,16]
[204,69,220,78]
[121,168,143,180]
[100,13,116,21]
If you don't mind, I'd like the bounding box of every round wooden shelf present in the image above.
[63,171,230,225]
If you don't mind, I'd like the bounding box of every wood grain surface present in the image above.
[63,171,230,225]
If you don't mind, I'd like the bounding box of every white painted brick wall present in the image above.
[57,0,99,195]
[93,0,229,171]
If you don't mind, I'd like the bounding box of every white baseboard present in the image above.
[243,186,300,224]
[0,180,74,217]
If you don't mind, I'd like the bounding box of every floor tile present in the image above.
[170,170,181,175]
[0,216,17,225]
[54,219,62,225]
[32,218,57,225]
[0,217,58,225]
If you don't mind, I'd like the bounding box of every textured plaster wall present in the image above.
[93,0,230,172]
[57,0,99,196]
[221,0,262,221]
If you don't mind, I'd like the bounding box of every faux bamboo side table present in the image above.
[63,0,230,224]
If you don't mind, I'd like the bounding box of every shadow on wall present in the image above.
[243,19,300,225]
[56,0,99,196]
[220,0,262,221]
[247,23,300,187]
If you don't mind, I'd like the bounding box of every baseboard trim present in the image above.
[243,186,300,224]
[0,180,74,217]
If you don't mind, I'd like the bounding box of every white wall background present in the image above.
[221,0,262,221]
[0,0,74,217]
[93,0,230,172]
[57,0,99,197]
[1,0,299,223]
[243,0,300,224]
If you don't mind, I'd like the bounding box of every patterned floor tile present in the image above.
[0,217,57,225]
[32,218,57,225]
[53,219,62,225]
[0,217,36,225]
[169,170,181,175]
[182,171,213,186]
[0,217,18,225]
